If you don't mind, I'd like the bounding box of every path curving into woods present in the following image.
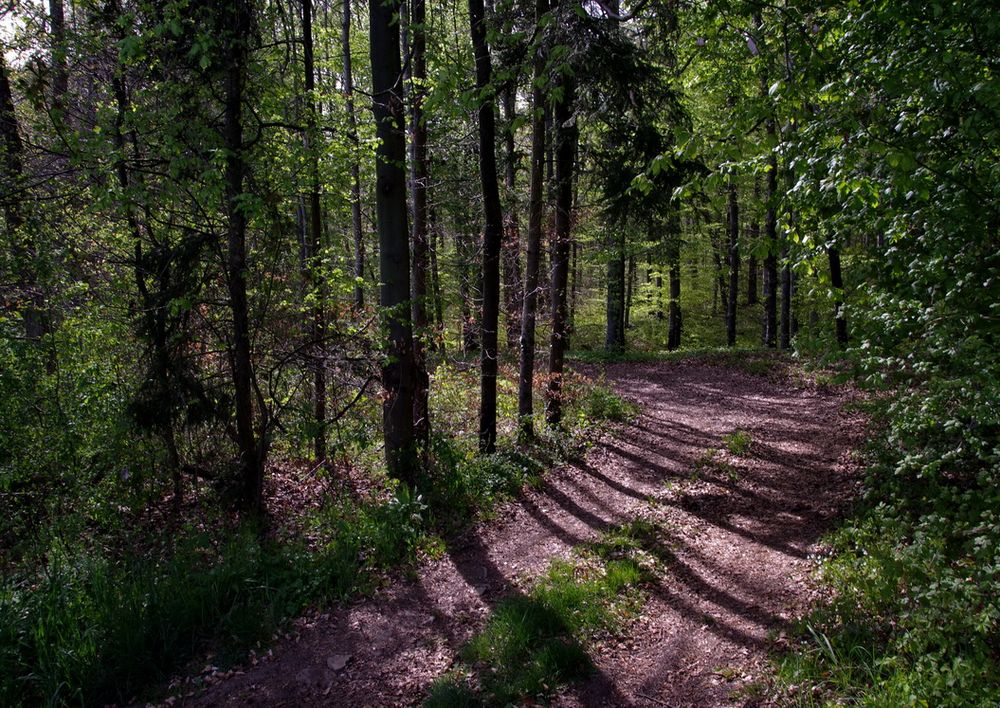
[183,359,864,707]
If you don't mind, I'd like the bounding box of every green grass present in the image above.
[722,429,752,456]
[425,520,664,706]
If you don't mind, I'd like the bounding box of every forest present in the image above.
[1,0,998,705]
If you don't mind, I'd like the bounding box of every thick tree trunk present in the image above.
[501,83,523,351]
[408,0,431,444]
[605,233,626,351]
[517,0,548,439]
[468,0,504,453]
[726,176,739,347]
[370,0,417,483]
[222,0,263,512]
[302,0,327,464]
[544,75,576,428]
[343,0,365,310]
[49,0,68,113]
[829,246,848,348]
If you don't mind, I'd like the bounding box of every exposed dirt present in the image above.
[178,359,864,707]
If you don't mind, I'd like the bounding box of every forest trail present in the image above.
[184,360,864,707]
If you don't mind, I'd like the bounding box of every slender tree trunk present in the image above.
[429,204,444,342]
[107,29,184,509]
[829,246,848,348]
[624,255,635,329]
[302,0,327,463]
[458,223,480,355]
[501,83,523,351]
[370,0,417,483]
[747,184,758,306]
[763,148,778,347]
[222,0,263,512]
[468,0,504,453]
[343,0,365,310]
[408,0,431,444]
[517,0,548,439]
[726,176,739,347]
[605,233,625,351]
[780,246,792,349]
[544,75,576,428]
[667,213,682,350]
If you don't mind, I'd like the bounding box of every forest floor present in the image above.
[176,358,865,707]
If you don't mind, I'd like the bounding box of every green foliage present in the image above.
[722,429,752,456]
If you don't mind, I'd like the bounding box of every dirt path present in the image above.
[183,360,863,707]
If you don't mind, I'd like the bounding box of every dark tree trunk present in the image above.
[49,0,68,113]
[222,0,263,512]
[605,233,626,351]
[343,0,365,310]
[408,0,431,444]
[370,0,417,483]
[544,75,576,428]
[501,82,523,351]
[666,213,682,350]
[829,246,848,348]
[468,0,504,453]
[780,245,792,349]
[107,26,184,509]
[624,255,635,329]
[0,55,44,342]
[763,148,778,347]
[726,176,739,347]
[302,0,327,464]
[517,0,548,439]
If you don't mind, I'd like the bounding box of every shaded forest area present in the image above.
[1,0,998,705]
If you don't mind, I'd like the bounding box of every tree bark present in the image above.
[501,82,523,351]
[49,0,68,114]
[517,0,548,439]
[829,246,848,348]
[370,0,417,483]
[408,0,431,444]
[343,0,365,310]
[302,0,327,464]
[605,233,626,351]
[222,0,263,512]
[468,0,504,453]
[544,75,576,428]
[726,175,739,347]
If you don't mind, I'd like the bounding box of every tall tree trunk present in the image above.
[468,0,504,453]
[501,82,523,351]
[726,176,739,347]
[370,0,417,483]
[780,246,792,349]
[829,245,848,348]
[544,75,576,428]
[0,55,44,342]
[517,0,548,439]
[302,0,327,463]
[747,182,758,306]
[763,149,778,347]
[107,25,183,509]
[605,233,626,351]
[457,223,480,355]
[343,0,365,310]
[222,0,263,512]
[408,0,431,444]
[624,255,635,329]
[429,204,445,343]
[667,213,682,350]
[49,0,68,114]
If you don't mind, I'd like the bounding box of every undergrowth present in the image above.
[0,372,637,706]
[425,519,665,706]
[774,389,1000,706]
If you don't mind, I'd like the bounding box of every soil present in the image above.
[176,359,865,707]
